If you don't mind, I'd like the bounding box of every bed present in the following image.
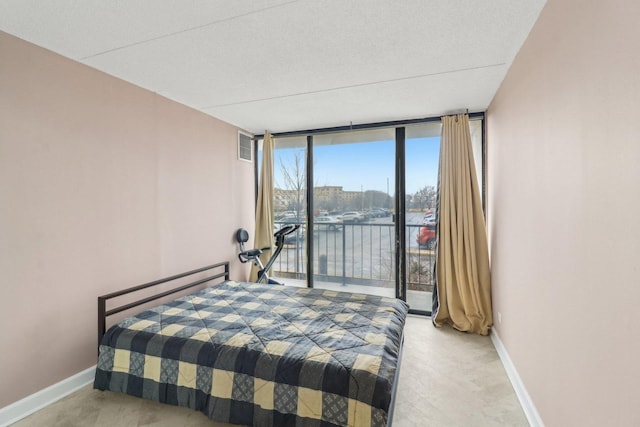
[94,262,408,426]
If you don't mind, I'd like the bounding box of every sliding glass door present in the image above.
[270,136,307,285]
[311,129,396,297]
[261,115,485,313]
[404,122,441,312]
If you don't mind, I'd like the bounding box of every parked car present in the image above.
[423,213,436,224]
[368,208,387,218]
[314,216,342,231]
[339,211,363,222]
[284,230,304,244]
[417,223,437,250]
[278,216,304,225]
[275,212,296,221]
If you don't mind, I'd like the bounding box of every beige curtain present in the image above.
[250,132,275,282]
[433,114,492,335]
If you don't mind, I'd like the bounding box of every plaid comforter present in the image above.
[94,281,408,426]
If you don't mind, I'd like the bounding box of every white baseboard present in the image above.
[0,365,96,427]
[490,330,544,427]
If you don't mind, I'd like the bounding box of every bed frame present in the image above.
[97,261,229,348]
[387,332,404,427]
[95,260,404,426]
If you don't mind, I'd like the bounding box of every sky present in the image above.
[270,136,440,196]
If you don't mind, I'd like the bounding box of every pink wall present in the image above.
[0,32,254,407]
[487,0,640,425]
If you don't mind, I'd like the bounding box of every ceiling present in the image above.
[0,0,546,134]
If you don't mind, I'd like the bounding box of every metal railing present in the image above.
[273,221,434,292]
[405,224,435,293]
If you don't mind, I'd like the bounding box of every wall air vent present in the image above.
[238,131,253,162]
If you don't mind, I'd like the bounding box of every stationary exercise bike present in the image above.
[236,224,300,285]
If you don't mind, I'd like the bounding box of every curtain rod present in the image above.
[253,111,484,139]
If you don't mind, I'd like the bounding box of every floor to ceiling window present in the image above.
[258,115,484,314]
[404,122,441,312]
[268,135,307,283]
[311,128,396,297]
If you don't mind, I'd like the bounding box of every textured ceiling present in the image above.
[0,0,546,134]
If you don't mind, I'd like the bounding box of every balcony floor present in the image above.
[275,276,432,312]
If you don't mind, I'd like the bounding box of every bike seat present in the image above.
[240,248,263,258]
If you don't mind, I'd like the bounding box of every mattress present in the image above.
[94,280,408,426]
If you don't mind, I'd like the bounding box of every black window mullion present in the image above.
[306,135,314,288]
[395,127,406,301]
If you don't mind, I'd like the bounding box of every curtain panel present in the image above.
[433,114,492,335]
[251,132,275,282]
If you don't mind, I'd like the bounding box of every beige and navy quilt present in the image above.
[94,280,408,426]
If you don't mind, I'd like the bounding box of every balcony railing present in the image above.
[273,220,434,293]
